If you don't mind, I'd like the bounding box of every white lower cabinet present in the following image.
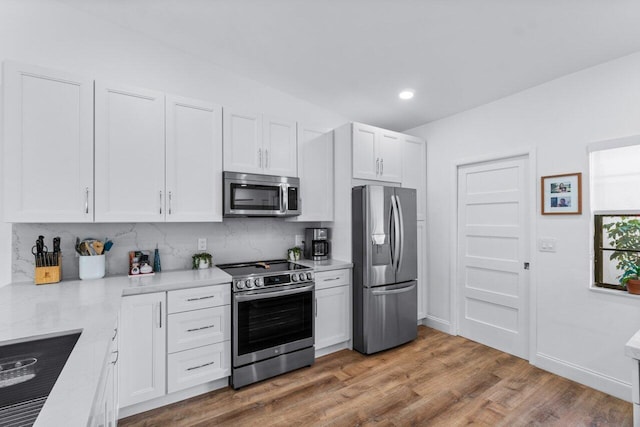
[167,285,231,393]
[89,323,119,427]
[119,284,231,413]
[119,292,166,407]
[417,220,427,320]
[167,341,230,393]
[314,268,351,351]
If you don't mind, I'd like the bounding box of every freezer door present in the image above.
[394,187,418,283]
[357,280,418,354]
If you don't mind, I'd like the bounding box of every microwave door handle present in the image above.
[281,184,288,213]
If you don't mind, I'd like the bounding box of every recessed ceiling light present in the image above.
[398,89,414,100]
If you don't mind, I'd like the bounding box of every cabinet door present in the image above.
[402,136,426,220]
[95,82,165,222]
[315,285,350,349]
[378,130,402,183]
[352,123,378,181]
[263,116,297,176]
[3,61,93,222]
[119,292,166,407]
[166,95,222,222]
[293,125,333,221]
[417,220,427,320]
[223,108,263,174]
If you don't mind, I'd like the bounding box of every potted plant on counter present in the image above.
[192,252,212,270]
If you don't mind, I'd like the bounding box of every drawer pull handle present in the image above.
[111,350,119,365]
[186,295,215,302]
[187,324,215,332]
[324,277,341,281]
[187,361,215,371]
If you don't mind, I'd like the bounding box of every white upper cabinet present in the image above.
[166,95,223,222]
[3,61,94,222]
[224,108,297,176]
[352,123,378,181]
[223,108,263,174]
[262,116,297,176]
[95,81,165,222]
[292,125,334,222]
[352,123,402,183]
[402,135,426,221]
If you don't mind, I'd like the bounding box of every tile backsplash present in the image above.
[13,220,318,282]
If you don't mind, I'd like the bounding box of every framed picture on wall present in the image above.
[541,172,582,215]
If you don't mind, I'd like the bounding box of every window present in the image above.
[590,141,640,290]
[594,215,640,290]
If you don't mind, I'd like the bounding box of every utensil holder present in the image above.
[79,255,106,280]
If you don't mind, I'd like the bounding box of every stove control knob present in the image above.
[255,277,264,287]
[236,280,244,290]
[306,272,313,281]
[291,274,298,282]
[299,273,306,281]
[246,279,254,288]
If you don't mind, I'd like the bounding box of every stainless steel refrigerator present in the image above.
[352,185,418,354]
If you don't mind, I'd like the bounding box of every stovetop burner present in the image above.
[217,259,309,277]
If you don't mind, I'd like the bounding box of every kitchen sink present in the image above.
[0,332,80,427]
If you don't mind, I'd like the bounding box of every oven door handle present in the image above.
[235,284,314,302]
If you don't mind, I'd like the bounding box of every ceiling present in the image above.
[57,0,640,131]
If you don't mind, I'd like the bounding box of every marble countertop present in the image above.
[295,258,353,271]
[0,267,231,427]
[625,329,640,359]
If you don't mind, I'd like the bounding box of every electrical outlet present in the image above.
[295,235,304,247]
[198,238,207,251]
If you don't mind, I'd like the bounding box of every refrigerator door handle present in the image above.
[395,194,405,272]
[390,195,401,271]
[371,282,416,295]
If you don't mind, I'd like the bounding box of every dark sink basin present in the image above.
[0,332,80,427]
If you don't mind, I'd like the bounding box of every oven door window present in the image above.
[230,184,281,211]
[237,291,312,356]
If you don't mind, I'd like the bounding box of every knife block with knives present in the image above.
[34,236,62,285]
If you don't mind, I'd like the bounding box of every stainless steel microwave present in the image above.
[223,171,301,217]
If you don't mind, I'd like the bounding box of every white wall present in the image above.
[0,0,349,286]
[408,51,640,400]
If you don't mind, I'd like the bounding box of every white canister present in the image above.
[79,255,106,280]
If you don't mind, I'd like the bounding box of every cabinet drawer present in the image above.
[167,341,230,393]
[315,269,351,290]
[168,306,230,353]
[168,284,230,313]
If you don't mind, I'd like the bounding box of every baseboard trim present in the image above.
[118,378,229,419]
[316,341,351,358]
[423,315,453,335]
[535,352,631,402]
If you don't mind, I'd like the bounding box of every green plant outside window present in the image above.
[594,215,640,290]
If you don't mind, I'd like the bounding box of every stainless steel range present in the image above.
[217,259,315,389]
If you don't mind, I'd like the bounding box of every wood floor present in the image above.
[120,326,632,426]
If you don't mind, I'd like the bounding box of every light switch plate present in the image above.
[295,235,304,247]
[538,237,557,252]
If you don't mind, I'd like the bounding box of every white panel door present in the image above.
[95,82,165,222]
[352,123,378,180]
[3,61,93,222]
[402,136,427,221]
[223,108,262,174]
[119,292,166,407]
[293,125,334,221]
[378,130,402,183]
[166,95,222,222]
[457,156,529,359]
[263,116,297,176]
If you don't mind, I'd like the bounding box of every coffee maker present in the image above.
[304,228,330,260]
